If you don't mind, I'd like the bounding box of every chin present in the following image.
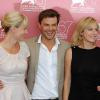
[47,37,54,40]
[89,40,96,44]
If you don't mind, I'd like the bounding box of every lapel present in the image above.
[57,40,62,81]
[34,37,40,75]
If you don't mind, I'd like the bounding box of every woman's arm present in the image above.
[25,57,30,84]
[63,48,72,100]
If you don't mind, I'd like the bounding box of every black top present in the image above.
[69,46,100,100]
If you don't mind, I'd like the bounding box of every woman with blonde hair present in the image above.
[63,17,100,100]
[0,11,31,100]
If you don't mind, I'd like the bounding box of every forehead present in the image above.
[41,17,57,24]
[85,23,98,29]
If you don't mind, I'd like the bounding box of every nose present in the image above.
[93,29,98,34]
[48,26,53,31]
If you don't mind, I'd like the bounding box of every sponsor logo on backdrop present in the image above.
[21,0,35,5]
[70,0,96,13]
[57,20,73,40]
[71,0,86,7]
[17,0,46,11]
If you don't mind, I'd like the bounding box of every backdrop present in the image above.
[0,0,100,44]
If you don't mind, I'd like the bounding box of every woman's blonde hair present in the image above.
[71,17,99,46]
[1,11,28,33]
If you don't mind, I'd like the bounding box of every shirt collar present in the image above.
[37,35,60,45]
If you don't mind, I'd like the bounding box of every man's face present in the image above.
[38,17,58,40]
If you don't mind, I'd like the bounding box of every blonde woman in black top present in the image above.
[63,17,100,100]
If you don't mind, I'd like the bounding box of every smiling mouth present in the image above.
[90,36,97,40]
[47,32,53,35]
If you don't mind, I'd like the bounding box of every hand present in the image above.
[97,86,100,91]
[0,80,4,90]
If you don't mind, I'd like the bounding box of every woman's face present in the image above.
[82,23,98,44]
[12,24,28,41]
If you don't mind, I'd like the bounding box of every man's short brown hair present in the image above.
[38,9,60,24]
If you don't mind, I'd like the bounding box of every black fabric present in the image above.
[69,46,100,100]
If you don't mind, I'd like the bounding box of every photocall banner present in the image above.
[0,0,100,44]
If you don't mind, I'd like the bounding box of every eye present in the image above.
[87,28,98,31]
[52,24,57,26]
[44,24,49,26]
[87,28,93,31]
[95,28,98,31]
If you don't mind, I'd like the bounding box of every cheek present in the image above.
[14,32,25,39]
[42,26,48,31]
[83,32,90,38]
[52,27,57,31]
[19,30,26,36]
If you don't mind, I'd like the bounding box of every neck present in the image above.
[80,40,96,49]
[1,34,18,49]
[41,36,55,52]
